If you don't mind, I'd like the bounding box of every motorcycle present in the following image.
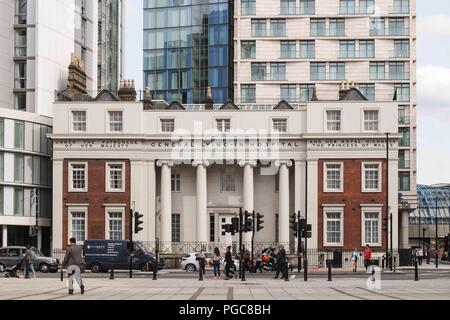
[261,247,294,272]
[4,262,24,278]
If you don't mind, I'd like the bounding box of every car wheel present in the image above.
[90,263,102,273]
[185,264,196,272]
[39,263,49,273]
[0,264,5,273]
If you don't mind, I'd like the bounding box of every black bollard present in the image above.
[198,261,204,281]
[327,260,332,282]
[110,268,114,280]
[414,259,419,281]
[152,260,157,280]
[241,259,246,282]
[60,267,63,282]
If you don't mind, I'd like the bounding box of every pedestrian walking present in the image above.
[255,250,263,273]
[350,248,359,272]
[224,246,236,280]
[23,245,32,279]
[274,245,289,281]
[363,244,372,271]
[417,248,423,266]
[29,248,37,278]
[62,237,85,295]
[212,247,222,279]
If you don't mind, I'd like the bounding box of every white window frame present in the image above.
[107,110,124,133]
[105,207,125,241]
[323,206,344,247]
[68,162,88,192]
[71,110,87,133]
[171,172,181,193]
[323,161,344,193]
[324,109,342,133]
[361,161,382,193]
[271,118,288,133]
[159,118,175,133]
[362,109,379,132]
[68,206,88,245]
[220,169,236,192]
[105,162,125,193]
[215,118,231,133]
[361,206,382,247]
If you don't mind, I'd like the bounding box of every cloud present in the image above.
[418,14,450,37]
[417,65,450,106]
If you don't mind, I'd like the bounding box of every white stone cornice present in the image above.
[156,160,175,168]
[275,160,293,168]
[192,160,211,168]
[238,160,257,168]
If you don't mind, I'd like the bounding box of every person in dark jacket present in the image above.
[274,245,289,281]
[62,238,85,295]
[224,246,236,280]
[23,245,32,279]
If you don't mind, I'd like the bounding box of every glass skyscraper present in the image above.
[143,0,234,104]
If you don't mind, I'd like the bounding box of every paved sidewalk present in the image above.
[1,276,450,300]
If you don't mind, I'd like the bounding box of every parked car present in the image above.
[83,240,164,273]
[0,246,59,273]
[181,252,239,272]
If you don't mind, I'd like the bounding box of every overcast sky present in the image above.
[123,0,450,186]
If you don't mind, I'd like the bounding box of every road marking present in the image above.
[357,287,404,300]
[189,287,205,300]
[330,288,367,300]
[227,287,233,300]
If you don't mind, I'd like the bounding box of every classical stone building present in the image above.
[50,82,403,259]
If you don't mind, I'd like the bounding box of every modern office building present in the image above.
[97,0,124,92]
[0,0,123,252]
[233,0,417,249]
[409,184,450,251]
[143,0,234,104]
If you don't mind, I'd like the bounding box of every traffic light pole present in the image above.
[252,211,255,269]
[390,213,393,271]
[297,211,301,274]
[129,208,133,279]
[239,208,243,280]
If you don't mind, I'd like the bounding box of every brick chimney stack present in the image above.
[204,86,214,110]
[66,53,87,96]
[118,80,137,101]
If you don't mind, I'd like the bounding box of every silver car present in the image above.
[0,247,59,273]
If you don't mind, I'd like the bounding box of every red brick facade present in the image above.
[318,159,388,251]
[62,159,131,248]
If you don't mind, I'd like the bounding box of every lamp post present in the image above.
[435,197,439,269]
[385,133,390,269]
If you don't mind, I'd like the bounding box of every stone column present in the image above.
[37,227,42,251]
[239,160,257,244]
[2,225,7,247]
[278,161,292,248]
[157,161,174,250]
[193,161,210,243]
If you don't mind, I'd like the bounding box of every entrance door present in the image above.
[218,214,237,252]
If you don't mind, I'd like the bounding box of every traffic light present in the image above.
[290,213,298,238]
[382,217,388,232]
[134,212,144,234]
[222,224,233,235]
[256,213,265,232]
[299,218,307,232]
[244,210,253,232]
[231,217,239,235]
